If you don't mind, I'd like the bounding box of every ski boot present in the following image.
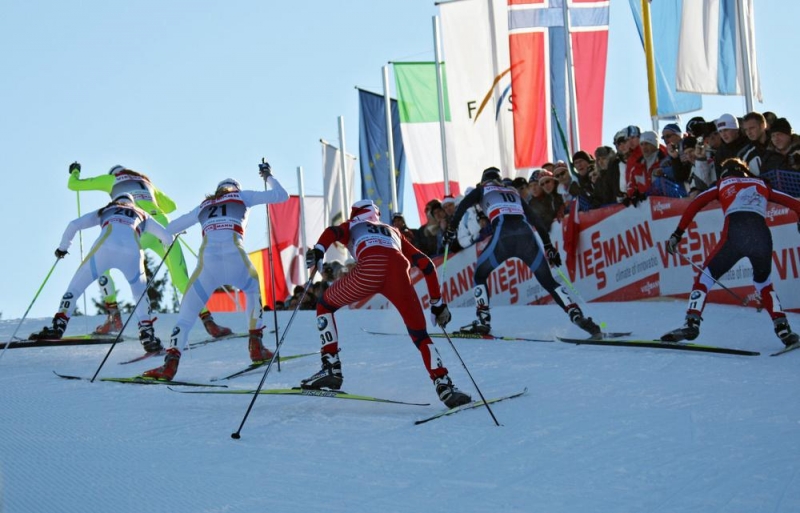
[248,328,274,363]
[300,351,343,390]
[774,317,800,347]
[200,311,232,338]
[661,313,701,342]
[141,348,181,380]
[461,307,491,335]
[434,374,472,408]
[94,301,123,335]
[30,313,69,340]
[568,307,602,339]
[138,319,164,354]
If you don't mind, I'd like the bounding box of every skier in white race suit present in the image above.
[142,162,288,380]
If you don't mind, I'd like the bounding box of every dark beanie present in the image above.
[572,150,592,163]
[771,117,792,136]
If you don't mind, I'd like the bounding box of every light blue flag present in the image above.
[628,0,702,117]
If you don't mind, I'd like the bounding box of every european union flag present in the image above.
[358,88,406,224]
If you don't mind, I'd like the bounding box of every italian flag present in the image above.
[393,62,460,220]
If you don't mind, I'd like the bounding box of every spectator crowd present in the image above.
[294,109,800,301]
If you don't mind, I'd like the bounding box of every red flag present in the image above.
[508,0,610,167]
[562,200,580,282]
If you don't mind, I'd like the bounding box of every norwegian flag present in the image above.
[508,0,610,168]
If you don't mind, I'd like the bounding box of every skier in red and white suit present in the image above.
[663,158,800,347]
[301,199,471,408]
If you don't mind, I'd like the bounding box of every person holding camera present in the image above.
[302,199,471,409]
[141,163,289,381]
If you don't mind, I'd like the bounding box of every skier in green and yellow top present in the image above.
[67,162,232,338]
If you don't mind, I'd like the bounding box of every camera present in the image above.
[687,117,717,139]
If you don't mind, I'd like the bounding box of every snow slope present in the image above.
[1,301,799,513]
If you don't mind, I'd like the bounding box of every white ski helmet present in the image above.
[349,199,380,223]
[108,165,126,175]
[216,178,241,191]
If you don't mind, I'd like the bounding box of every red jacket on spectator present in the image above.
[626,145,668,197]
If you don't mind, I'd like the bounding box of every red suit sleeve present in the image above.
[676,187,718,232]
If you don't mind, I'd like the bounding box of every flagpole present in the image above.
[561,1,580,153]
[432,15,451,194]
[641,0,660,131]
[297,165,309,284]
[736,0,754,112]
[382,65,399,214]
[485,0,514,176]
[337,116,351,209]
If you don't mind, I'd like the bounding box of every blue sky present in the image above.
[1,1,797,320]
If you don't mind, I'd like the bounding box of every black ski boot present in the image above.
[661,313,701,342]
[301,352,343,390]
[30,314,68,340]
[434,375,472,408]
[461,308,491,334]
[569,308,602,339]
[774,317,800,347]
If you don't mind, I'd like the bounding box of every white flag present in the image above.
[320,140,356,227]
[676,0,761,101]
[440,0,517,182]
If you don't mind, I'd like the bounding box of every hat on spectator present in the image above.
[442,195,456,206]
[595,146,614,158]
[662,123,681,136]
[572,150,592,163]
[538,170,557,186]
[763,111,778,128]
[771,117,792,136]
[639,131,659,147]
[680,136,697,150]
[715,113,739,130]
[541,162,555,171]
[392,212,404,220]
[626,125,641,138]
[613,129,628,145]
[529,168,543,183]
[512,177,528,189]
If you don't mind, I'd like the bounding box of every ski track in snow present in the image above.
[1,301,800,513]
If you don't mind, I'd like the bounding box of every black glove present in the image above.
[544,243,562,267]
[666,228,684,255]
[69,162,80,175]
[305,248,324,270]
[430,298,451,328]
[55,248,68,259]
[258,160,272,179]
[442,228,457,247]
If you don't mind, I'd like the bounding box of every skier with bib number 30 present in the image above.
[662,158,800,349]
[443,167,601,338]
[302,199,472,409]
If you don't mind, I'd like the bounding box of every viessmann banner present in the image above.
[353,197,800,312]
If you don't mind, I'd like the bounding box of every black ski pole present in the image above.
[231,271,316,440]
[0,257,61,363]
[89,238,178,382]
[261,159,282,371]
[437,327,500,426]
[676,251,755,308]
